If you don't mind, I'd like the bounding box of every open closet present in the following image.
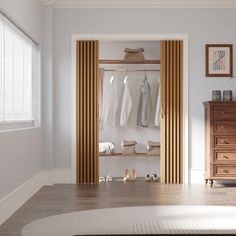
[99,41,161,181]
[76,39,183,184]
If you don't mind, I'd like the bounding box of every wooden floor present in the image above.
[1,180,236,236]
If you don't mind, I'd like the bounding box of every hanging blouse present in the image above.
[120,79,133,126]
[99,68,104,130]
[137,76,152,127]
[155,78,161,127]
[103,77,119,126]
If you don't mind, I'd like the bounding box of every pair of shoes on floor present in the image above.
[99,175,112,182]
[123,168,136,181]
[145,174,159,182]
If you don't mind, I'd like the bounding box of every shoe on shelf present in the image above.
[151,174,160,182]
[99,176,106,182]
[145,174,152,182]
[106,174,112,182]
[130,168,136,181]
[124,169,130,181]
[123,176,129,181]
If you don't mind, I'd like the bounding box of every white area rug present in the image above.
[22,206,236,235]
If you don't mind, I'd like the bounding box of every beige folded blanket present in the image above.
[147,140,160,147]
[121,140,137,146]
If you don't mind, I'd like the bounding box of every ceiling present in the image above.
[42,0,236,8]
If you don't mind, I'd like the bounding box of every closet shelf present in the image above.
[99,153,160,157]
[99,59,160,65]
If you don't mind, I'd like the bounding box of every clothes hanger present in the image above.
[144,71,148,80]
[124,70,128,84]
[109,71,114,84]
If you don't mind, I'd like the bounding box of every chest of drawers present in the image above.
[204,101,236,187]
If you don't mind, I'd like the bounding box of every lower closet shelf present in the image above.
[99,153,160,158]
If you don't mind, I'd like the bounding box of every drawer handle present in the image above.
[220,139,229,144]
[221,169,228,173]
[221,111,225,115]
[222,155,229,159]
[221,125,224,129]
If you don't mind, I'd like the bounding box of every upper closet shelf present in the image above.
[99,59,160,64]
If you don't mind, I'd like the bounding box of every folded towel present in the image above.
[147,140,160,147]
[99,142,115,155]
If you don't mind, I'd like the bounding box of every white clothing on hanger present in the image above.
[103,78,119,126]
[120,80,133,126]
[99,68,104,130]
[155,78,161,127]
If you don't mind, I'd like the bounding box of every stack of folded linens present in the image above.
[99,142,115,155]
[121,140,137,155]
[146,140,160,155]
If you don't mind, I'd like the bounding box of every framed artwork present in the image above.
[205,44,233,77]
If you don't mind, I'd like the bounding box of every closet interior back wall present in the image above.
[99,41,161,178]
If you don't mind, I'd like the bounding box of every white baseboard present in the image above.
[0,168,72,226]
[190,169,205,184]
[0,171,45,226]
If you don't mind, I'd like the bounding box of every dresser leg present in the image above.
[210,180,214,188]
[205,179,208,184]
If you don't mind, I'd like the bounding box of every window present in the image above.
[0,14,39,129]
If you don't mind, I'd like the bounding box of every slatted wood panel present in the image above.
[76,40,99,184]
[160,41,183,184]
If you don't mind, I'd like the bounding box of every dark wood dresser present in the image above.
[204,101,236,187]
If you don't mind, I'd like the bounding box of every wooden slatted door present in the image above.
[160,41,183,184]
[76,40,99,184]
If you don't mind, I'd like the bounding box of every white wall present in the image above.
[99,41,160,177]
[0,0,43,200]
[0,0,42,43]
[42,6,54,169]
[50,8,236,183]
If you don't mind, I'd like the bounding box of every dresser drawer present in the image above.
[214,136,236,148]
[214,151,236,162]
[212,106,236,120]
[213,122,236,134]
[215,165,236,176]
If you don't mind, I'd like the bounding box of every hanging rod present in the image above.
[103,69,160,72]
[100,59,160,64]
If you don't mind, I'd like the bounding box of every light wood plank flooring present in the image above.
[1,180,236,236]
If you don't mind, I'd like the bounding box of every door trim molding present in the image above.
[71,34,189,184]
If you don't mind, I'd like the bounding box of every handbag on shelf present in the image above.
[121,140,137,155]
[124,48,145,61]
[146,140,160,155]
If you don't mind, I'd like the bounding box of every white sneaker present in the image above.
[145,174,152,182]
[106,175,112,182]
[99,176,106,182]
[151,174,160,182]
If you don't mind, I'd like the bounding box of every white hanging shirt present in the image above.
[155,78,161,127]
[120,80,133,126]
[99,68,104,130]
[103,79,119,126]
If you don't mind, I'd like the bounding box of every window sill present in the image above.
[0,120,40,132]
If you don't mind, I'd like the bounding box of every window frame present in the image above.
[0,13,41,131]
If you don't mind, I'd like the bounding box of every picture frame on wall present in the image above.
[205,44,233,77]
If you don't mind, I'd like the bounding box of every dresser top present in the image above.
[204,101,236,105]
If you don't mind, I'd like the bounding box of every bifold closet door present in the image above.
[160,41,183,184]
[76,40,99,184]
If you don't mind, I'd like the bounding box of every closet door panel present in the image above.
[160,40,183,184]
[76,40,99,184]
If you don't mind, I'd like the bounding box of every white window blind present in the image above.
[0,15,34,122]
